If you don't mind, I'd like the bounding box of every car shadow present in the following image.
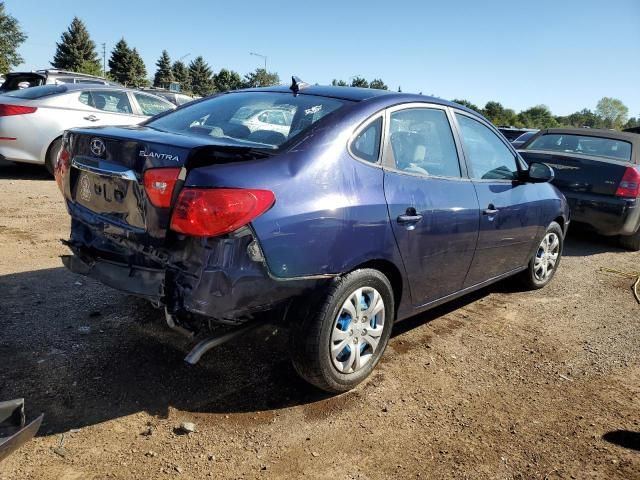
[562,227,626,257]
[602,430,640,451]
[0,160,50,180]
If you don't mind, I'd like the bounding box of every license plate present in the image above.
[74,171,145,228]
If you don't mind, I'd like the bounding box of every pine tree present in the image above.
[108,38,132,85]
[51,17,101,74]
[188,56,214,96]
[172,61,191,93]
[129,48,148,87]
[213,68,242,92]
[153,50,173,88]
[0,1,27,75]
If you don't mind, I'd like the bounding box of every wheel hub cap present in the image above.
[330,287,385,374]
[534,232,560,282]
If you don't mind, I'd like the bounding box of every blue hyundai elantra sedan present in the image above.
[56,81,569,392]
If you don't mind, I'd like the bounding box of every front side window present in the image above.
[388,108,461,177]
[133,92,173,116]
[351,117,382,163]
[526,134,632,162]
[148,92,349,148]
[89,91,133,114]
[456,114,518,180]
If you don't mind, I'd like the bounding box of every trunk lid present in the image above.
[519,149,631,196]
[62,125,272,245]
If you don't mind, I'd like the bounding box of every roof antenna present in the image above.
[290,76,309,96]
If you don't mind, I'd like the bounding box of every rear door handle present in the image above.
[397,214,423,224]
[84,115,100,122]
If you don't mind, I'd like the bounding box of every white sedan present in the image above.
[0,84,175,173]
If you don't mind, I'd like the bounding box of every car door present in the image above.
[452,111,540,287]
[77,90,145,126]
[383,104,480,306]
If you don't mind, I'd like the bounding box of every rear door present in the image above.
[383,104,479,306]
[453,112,540,287]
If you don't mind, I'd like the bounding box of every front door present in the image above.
[453,112,540,287]
[383,106,480,307]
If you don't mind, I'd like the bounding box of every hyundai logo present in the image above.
[90,138,106,157]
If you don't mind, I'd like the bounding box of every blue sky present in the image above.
[5,0,640,116]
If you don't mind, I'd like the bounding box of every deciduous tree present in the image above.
[243,68,280,88]
[350,76,368,88]
[0,1,27,75]
[369,78,388,90]
[213,68,242,92]
[596,97,628,130]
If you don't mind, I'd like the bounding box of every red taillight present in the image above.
[615,167,640,198]
[170,188,275,237]
[0,104,38,116]
[54,144,71,192]
[143,168,181,208]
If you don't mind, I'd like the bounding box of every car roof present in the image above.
[237,85,477,114]
[537,127,639,144]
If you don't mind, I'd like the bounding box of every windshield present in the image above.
[2,84,66,99]
[526,133,632,162]
[147,91,350,148]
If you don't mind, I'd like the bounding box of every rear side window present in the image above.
[133,92,173,116]
[526,134,632,162]
[456,114,518,180]
[88,91,133,114]
[388,108,461,178]
[351,117,382,163]
[3,84,66,99]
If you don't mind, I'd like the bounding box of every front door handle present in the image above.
[483,204,499,215]
[397,207,423,224]
[84,115,100,122]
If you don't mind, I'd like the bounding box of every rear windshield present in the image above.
[526,134,632,162]
[3,84,67,99]
[147,91,350,148]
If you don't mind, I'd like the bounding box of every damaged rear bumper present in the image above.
[62,219,329,325]
[0,399,43,463]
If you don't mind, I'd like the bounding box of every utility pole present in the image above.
[102,43,106,77]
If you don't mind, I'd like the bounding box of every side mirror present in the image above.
[528,162,555,183]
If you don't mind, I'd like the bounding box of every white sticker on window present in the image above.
[305,105,322,115]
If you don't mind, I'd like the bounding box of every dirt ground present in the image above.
[0,160,638,480]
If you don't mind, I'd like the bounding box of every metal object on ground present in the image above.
[0,399,43,463]
[184,322,261,365]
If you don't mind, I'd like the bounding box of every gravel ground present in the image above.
[0,160,638,479]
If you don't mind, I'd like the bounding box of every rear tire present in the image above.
[520,221,564,290]
[289,269,394,393]
[619,231,640,251]
[45,138,62,176]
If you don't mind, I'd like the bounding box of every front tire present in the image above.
[289,269,395,393]
[520,221,563,289]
